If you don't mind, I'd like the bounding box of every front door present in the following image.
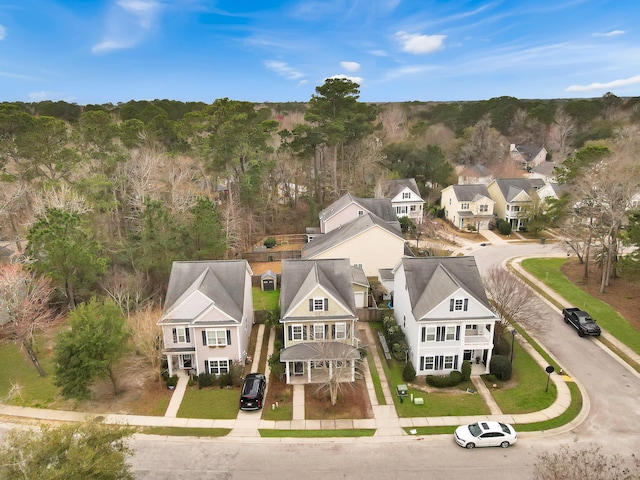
[293,362,304,376]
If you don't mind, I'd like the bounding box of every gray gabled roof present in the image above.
[302,212,403,258]
[280,259,357,319]
[384,178,422,199]
[513,145,545,162]
[451,184,493,202]
[493,178,545,202]
[159,260,251,325]
[318,193,398,224]
[400,257,490,320]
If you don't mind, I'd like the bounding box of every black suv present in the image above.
[239,373,266,411]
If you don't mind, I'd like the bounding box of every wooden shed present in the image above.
[260,269,277,291]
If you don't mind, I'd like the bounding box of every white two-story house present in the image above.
[158,260,254,377]
[381,178,425,224]
[392,257,497,375]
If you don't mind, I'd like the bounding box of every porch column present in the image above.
[307,361,311,383]
[285,362,291,384]
[167,354,174,377]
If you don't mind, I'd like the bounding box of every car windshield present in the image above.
[580,316,595,324]
[468,423,482,437]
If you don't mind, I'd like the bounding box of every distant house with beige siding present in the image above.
[302,212,409,277]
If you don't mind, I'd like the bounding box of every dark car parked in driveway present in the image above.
[239,373,266,411]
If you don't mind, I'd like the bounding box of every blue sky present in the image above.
[1,0,639,105]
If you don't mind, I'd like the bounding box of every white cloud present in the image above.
[396,31,445,54]
[593,30,625,37]
[383,65,436,81]
[28,91,53,101]
[92,39,136,54]
[327,74,364,85]
[0,25,6,40]
[566,74,640,92]
[265,60,305,80]
[92,0,162,54]
[340,61,360,72]
[370,50,388,57]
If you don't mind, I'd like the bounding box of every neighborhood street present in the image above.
[126,240,640,479]
[1,240,639,479]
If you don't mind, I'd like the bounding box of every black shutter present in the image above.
[185,328,191,343]
[346,324,350,338]
[454,355,459,370]
[202,330,207,346]
[288,325,293,341]
[420,356,424,370]
[324,298,328,311]
[456,325,460,341]
[421,327,425,343]
[172,328,177,343]
[449,299,454,311]
[302,326,307,340]
[226,330,232,345]
[464,299,468,311]
[309,299,313,311]
[204,360,209,373]
[331,324,336,339]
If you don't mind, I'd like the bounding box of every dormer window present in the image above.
[358,210,364,216]
[310,298,328,311]
[449,298,469,311]
[402,192,411,199]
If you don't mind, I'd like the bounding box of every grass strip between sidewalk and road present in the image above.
[139,427,231,437]
[259,428,376,438]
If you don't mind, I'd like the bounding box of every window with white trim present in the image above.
[479,204,488,213]
[444,356,454,369]
[334,323,347,340]
[461,203,469,209]
[445,325,456,341]
[402,192,411,199]
[292,324,303,341]
[313,323,325,340]
[396,206,408,215]
[449,298,469,311]
[425,326,436,342]
[358,210,364,216]
[172,327,190,343]
[207,359,229,375]
[205,329,227,346]
[424,356,434,370]
[311,298,328,311]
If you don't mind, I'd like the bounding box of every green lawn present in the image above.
[521,258,640,356]
[252,287,280,311]
[261,404,292,421]
[259,428,376,438]
[140,427,231,437]
[369,322,490,417]
[485,333,557,413]
[0,342,59,408]
[177,386,240,419]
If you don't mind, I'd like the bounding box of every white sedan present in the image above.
[454,421,517,449]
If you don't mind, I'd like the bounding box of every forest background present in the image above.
[1,79,640,311]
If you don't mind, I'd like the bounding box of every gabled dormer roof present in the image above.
[491,178,545,202]
[397,257,491,320]
[159,260,251,325]
[302,212,404,258]
[384,178,423,201]
[511,144,546,162]
[318,193,397,224]
[450,184,494,202]
[280,259,357,319]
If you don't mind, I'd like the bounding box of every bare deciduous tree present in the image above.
[31,183,92,219]
[0,261,60,376]
[483,265,545,334]
[533,444,639,480]
[123,304,164,383]
[309,341,362,406]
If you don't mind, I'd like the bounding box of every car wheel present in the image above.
[578,330,585,337]
[500,441,510,448]
[465,443,475,449]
